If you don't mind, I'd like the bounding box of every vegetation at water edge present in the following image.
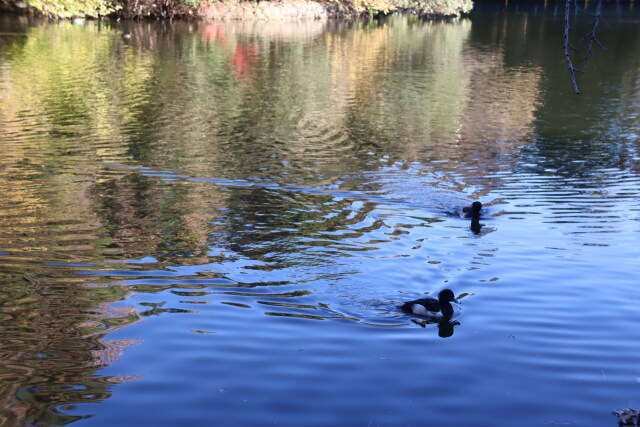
[0,0,473,19]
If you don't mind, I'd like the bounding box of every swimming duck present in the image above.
[461,201,482,219]
[400,289,459,318]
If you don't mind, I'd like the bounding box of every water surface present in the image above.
[0,6,639,426]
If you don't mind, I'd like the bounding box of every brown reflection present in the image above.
[141,15,542,197]
[455,48,542,177]
[2,13,636,203]
[0,272,142,425]
[89,172,212,259]
[0,16,539,197]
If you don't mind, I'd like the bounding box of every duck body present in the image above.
[400,289,459,318]
[402,298,448,317]
[461,201,482,219]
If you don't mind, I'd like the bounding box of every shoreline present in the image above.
[196,1,471,21]
[0,0,472,21]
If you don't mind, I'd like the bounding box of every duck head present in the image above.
[470,201,482,215]
[438,289,459,305]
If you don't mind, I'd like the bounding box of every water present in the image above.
[0,5,639,426]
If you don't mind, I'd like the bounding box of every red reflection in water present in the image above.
[199,24,258,87]
[200,23,226,41]
[232,44,258,79]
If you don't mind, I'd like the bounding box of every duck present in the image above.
[461,201,482,219]
[400,289,459,318]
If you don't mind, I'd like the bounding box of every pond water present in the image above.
[1,4,639,426]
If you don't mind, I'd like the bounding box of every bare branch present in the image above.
[580,0,605,72]
[563,0,608,94]
[564,0,581,94]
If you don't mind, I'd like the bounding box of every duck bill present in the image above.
[452,298,459,304]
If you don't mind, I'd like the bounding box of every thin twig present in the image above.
[563,0,581,94]
[579,0,608,72]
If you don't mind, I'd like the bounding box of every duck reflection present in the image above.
[469,217,496,236]
[411,318,461,337]
[471,217,482,235]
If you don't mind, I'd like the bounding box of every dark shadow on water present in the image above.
[469,218,497,237]
[471,218,482,235]
[411,318,461,338]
